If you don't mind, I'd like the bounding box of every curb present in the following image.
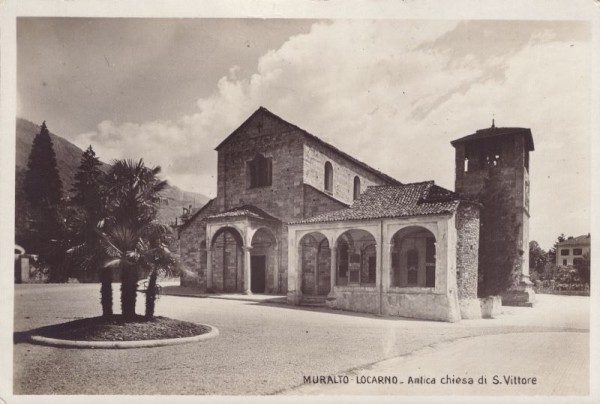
[29,324,219,349]
[162,292,287,304]
[162,293,209,298]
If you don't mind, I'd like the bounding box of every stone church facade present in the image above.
[178,107,534,321]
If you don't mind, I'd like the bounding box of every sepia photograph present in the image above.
[1,1,598,403]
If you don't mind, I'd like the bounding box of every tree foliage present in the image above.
[23,121,67,281]
[477,169,522,297]
[101,159,173,319]
[24,122,63,209]
[68,155,176,319]
[529,241,548,274]
[72,145,105,218]
[68,145,113,315]
[573,252,590,285]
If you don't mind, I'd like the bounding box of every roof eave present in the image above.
[451,128,534,152]
[289,210,457,226]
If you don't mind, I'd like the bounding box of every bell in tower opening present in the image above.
[451,123,535,307]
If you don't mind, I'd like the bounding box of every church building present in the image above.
[178,107,534,321]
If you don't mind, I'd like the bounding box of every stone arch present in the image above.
[211,225,245,247]
[335,229,377,286]
[249,226,277,248]
[210,226,244,292]
[299,232,331,296]
[250,227,277,293]
[390,226,436,288]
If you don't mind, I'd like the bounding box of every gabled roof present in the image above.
[557,234,591,246]
[207,205,281,223]
[291,181,460,224]
[451,126,534,152]
[215,106,401,185]
[178,198,215,231]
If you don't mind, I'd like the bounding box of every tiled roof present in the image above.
[215,107,401,185]
[557,234,591,246]
[291,181,460,224]
[451,126,534,152]
[207,205,281,222]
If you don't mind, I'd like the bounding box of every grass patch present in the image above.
[34,315,211,341]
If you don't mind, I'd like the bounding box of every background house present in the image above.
[556,234,591,266]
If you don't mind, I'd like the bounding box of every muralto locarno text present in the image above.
[303,375,538,385]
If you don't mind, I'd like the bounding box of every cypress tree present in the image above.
[24,121,66,281]
[25,122,63,210]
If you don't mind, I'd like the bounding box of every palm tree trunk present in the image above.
[120,264,138,318]
[100,267,113,316]
[145,269,158,319]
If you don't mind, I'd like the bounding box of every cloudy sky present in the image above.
[17,18,591,249]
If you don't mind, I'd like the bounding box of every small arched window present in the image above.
[324,162,333,193]
[353,176,361,200]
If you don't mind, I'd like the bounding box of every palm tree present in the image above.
[102,159,170,319]
[67,221,113,316]
[99,220,174,319]
[142,225,177,319]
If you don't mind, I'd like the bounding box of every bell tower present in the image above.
[451,122,535,307]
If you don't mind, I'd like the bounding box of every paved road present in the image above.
[13,284,589,395]
[287,332,589,395]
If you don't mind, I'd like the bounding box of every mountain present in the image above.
[15,118,210,225]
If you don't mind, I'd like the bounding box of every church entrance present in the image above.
[251,255,266,293]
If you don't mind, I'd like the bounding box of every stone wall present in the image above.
[456,202,479,299]
[383,290,461,322]
[178,201,218,288]
[455,202,481,319]
[302,184,349,219]
[303,140,391,206]
[454,135,523,202]
[326,287,461,322]
[216,116,305,222]
[279,226,289,294]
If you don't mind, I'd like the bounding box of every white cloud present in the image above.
[74,20,590,249]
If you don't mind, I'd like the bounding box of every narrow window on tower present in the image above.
[324,161,333,193]
[353,176,361,200]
